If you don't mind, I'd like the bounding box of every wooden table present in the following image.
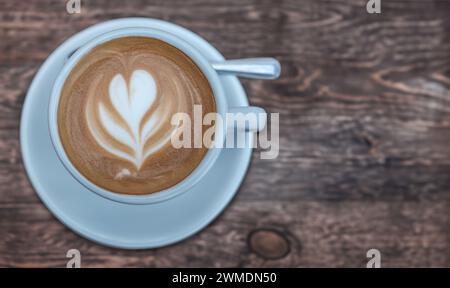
[0,0,449,267]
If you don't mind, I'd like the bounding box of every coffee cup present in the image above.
[48,26,273,205]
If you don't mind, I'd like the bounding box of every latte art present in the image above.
[86,70,174,169]
[57,37,215,195]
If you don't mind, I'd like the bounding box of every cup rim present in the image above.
[48,27,228,205]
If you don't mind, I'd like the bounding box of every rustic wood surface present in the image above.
[0,0,449,267]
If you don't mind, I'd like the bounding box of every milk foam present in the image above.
[87,69,171,169]
[58,37,215,194]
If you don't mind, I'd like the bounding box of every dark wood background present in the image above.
[0,0,449,267]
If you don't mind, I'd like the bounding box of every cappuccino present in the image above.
[57,37,216,195]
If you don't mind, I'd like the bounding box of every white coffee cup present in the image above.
[49,27,270,205]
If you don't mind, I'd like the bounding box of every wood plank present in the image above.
[0,200,447,267]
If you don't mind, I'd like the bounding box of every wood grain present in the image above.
[0,0,449,267]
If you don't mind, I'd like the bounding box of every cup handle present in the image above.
[227,106,267,132]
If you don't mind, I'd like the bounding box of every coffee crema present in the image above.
[57,37,216,195]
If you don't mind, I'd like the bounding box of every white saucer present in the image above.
[20,18,253,249]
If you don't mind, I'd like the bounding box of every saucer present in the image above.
[20,18,253,249]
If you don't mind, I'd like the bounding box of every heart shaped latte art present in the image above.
[86,69,174,169]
